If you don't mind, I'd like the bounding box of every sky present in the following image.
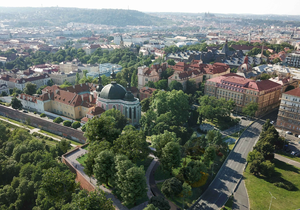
[0,0,300,16]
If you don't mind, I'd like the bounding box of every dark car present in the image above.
[295,134,299,137]
[22,110,28,113]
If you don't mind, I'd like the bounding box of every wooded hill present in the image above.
[0,7,172,27]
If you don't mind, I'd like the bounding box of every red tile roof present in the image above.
[87,106,105,116]
[284,87,300,97]
[139,87,156,95]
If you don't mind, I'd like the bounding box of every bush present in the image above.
[71,121,81,129]
[53,117,63,124]
[34,111,37,114]
[274,181,295,191]
[40,113,46,118]
[63,120,72,127]
[81,124,86,132]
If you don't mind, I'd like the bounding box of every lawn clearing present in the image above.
[39,129,83,146]
[244,159,300,210]
[77,153,88,167]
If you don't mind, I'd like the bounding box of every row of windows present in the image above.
[53,109,74,117]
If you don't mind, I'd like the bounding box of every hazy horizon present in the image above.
[0,0,300,16]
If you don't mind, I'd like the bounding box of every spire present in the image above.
[110,69,116,81]
[96,74,103,92]
[221,39,229,56]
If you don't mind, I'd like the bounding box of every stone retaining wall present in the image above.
[0,105,86,143]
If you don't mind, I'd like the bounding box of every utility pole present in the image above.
[268,191,276,210]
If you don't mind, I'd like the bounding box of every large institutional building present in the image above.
[18,72,141,125]
[276,88,300,133]
[205,73,282,116]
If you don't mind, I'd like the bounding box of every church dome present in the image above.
[123,92,135,101]
[100,81,127,100]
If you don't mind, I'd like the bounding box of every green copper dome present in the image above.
[100,82,127,100]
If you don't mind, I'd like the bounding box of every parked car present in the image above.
[295,153,300,157]
[286,131,293,135]
[241,117,247,120]
[271,121,275,125]
[22,110,28,113]
[291,151,296,155]
[295,134,299,137]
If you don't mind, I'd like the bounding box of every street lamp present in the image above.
[268,191,276,210]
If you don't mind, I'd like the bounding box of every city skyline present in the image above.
[1,0,300,16]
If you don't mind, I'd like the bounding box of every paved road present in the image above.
[190,119,264,210]
[232,178,249,210]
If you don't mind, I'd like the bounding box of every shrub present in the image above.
[217,152,224,157]
[63,120,72,127]
[53,117,63,124]
[71,121,81,129]
[81,124,86,132]
[34,111,37,114]
[40,113,46,118]
[274,182,295,191]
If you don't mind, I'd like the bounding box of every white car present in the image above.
[270,121,275,125]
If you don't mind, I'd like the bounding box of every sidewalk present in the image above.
[275,154,300,168]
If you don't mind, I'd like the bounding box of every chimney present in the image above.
[73,85,75,88]
[89,94,93,102]
[80,84,82,87]
[146,86,148,90]
[81,95,83,100]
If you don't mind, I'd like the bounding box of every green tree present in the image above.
[148,196,170,210]
[260,73,271,80]
[242,102,258,117]
[47,79,54,86]
[203,146,216,166]
[56,139,71,156]
[169,80,183,91]
[83,141,111,179]
[24,82,37,95]
[75,72,80,85]
[161,177,182,198]
[84,115,120,143]
[101,109,128,131]
[185,79,197,95]
[247,150,264,163]
[183,161,207,184]
[120,166,147,205]
[160,142,181,173]
[114,155,134,195]
[69,189,114,210]
[181,182,192,209]
[63,120,72,127]
[53,117,63,124]
[167,59,176,65]
[93,150,115,186]
[40,167,77,201]
[60,80,72,88]
[71,121,81,129]
[113,126,149,163]
[11,96,23,109]
[151,130,180,158]
[249,159,261,176]
[260,160,275,177]
[141,97,151,112]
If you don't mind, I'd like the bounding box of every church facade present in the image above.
[94,72,141,125]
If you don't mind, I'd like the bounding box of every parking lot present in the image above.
[278,129,300,156]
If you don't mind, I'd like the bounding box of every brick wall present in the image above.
[62,147,95,192]
[0,105,86,143]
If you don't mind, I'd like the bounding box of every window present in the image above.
[134,107,136,119]
[129,107,132,119]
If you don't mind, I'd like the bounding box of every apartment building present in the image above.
[276,88,300,133]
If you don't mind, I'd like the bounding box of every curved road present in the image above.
[190,119,264,210]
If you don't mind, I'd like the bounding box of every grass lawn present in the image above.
[136,156,154,172]
[276,151,300,164]
[0,115,35,129]
[244,159,300,210]
[77,153,88,167]
[223,195,234,210]
[228,143,235,151]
